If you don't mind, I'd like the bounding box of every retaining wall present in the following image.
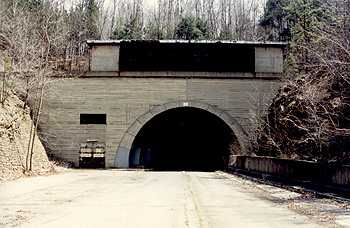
[228,155,350,188]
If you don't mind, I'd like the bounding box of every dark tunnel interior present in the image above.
[129,107,238,171]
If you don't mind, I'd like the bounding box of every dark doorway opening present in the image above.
[129,107,238,171]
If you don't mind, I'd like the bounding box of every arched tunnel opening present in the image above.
[129,107,239,171]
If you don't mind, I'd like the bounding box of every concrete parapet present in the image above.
[229,155,350,188]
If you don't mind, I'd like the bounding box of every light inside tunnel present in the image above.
[129,107,239,171]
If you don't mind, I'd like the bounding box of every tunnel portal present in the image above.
[129,107,237,171]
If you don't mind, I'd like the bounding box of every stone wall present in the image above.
[41,77,279,167]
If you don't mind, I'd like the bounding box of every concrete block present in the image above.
[127,120,143,137]
[164,101,181,110]
[220,111,237,126]
[119,132,135,150]
[114,147,130,168]
[91,45,120,72]
[150,104,166,116]
[230,121,246,135]
[137,111,154,125]
[207,105,224,117]
[192,101,209,111]
[255,47,283,73]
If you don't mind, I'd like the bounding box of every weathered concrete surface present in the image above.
[1,170,349,228]
[229,155,350,188]
[42,78,279,167]
[90,45,120,72]
[45,40,286,168]
[255,47,284,73]
[88,41,286,75]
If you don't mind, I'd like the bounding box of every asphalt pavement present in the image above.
[0,170,349,227]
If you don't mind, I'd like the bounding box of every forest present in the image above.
[0,0,349,166]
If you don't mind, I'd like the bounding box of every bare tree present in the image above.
[256,0,350,163]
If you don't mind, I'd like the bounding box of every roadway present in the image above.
[0,170,349,227]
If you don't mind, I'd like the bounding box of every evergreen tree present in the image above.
[144,23,165,40]
[258,0,350,163]
[218,26,235,40]
[285,0,327,72]
[260,0,292,41]
[176,14,209,40]
[111,16,143,40]
[84,0,100,40]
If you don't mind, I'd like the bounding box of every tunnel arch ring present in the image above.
[114,100,248,168]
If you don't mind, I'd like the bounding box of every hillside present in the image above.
[0,93,54,181]
[255,73,350,164]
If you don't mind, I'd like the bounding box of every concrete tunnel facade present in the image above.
[116,100,245,170]
[40,40,287,169]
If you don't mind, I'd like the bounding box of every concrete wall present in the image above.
[89,44,284,74]
[90,45,120,71]
[41,77,279,168]
[229,155,350,188]
[255,47,283,73]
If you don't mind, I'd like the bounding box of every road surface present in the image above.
[0,170,349,227]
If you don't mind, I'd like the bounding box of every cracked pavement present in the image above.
[0,170,349,227]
